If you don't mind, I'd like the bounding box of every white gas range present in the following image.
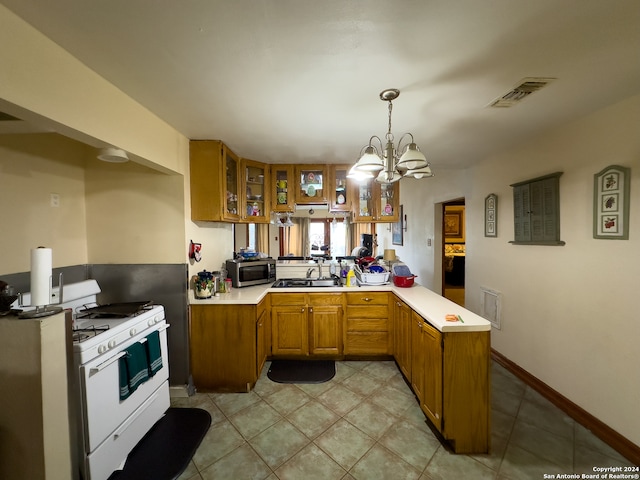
[21,280,172,480]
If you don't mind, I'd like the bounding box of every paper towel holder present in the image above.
[18,272,65,319]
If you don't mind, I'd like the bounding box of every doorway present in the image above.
[442,199,465,306]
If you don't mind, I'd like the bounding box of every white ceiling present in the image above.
[2,0,640,169]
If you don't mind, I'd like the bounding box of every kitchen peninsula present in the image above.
[189,282,491,454]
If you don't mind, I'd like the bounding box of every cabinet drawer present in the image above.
[345,292,389,305]
[308,293,343,306]
[346,305,389,319]
[347,318,388,332]
[270,293,306,306]
[345,332,390,355]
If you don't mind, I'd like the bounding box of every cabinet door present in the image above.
[393,297,412,379]
[309,305,342,356]
[411,312,425,402]
[352,177,375,222]
[222,145,241,222]
[190,304,257,392]
[351,179,400,223]
[295,165,327,204]
[241,159,270,223]
[377,182,399,222]
[271,164,295,212]
[271,305,309,356]
[328,165,353,212]
[256,308,267,376]
[189,140,225,221]
[421,320,443,431]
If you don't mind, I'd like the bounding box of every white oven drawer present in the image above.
[80,325,170,452]
[83,382,170,480]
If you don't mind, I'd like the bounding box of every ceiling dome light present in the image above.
[97,147,129,163]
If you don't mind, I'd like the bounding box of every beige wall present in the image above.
[0,4,232,273]
[0,134,89,273]
[380,94,640,446]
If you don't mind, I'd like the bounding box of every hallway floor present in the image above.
[171,360,634,479]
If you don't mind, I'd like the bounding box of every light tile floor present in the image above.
[171,360,635,479]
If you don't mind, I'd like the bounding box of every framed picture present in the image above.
[392,205,404,245]
[484,194,498,237]
[593,165,630,239]
[444,205,465,243]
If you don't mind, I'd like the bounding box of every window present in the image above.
[510,172,565,245]
[308,219,348,258]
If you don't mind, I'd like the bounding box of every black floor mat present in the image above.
[267,360,336,384]
[108,407,211,480]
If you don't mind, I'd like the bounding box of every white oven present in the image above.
[17,280,172,480]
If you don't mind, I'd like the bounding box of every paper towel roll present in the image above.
[30,247,52,306]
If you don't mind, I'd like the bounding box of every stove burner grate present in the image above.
[72,324,110,343]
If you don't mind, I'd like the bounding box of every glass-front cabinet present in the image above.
[328,165,353,212]
[241,158,270,223]
[295,165,327,204]
[271,164,295,212]
[223,147,241,222]
[351,178,399,223]
[189,140,242,222]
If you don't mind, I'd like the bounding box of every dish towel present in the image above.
[144,330,163,377]
[119,342,150,401]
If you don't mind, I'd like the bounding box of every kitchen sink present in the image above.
[272,277,342,288]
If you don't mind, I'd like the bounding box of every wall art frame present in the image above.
[444,205,465,243]
[484,194,498,237]
[392,205,404,245]
[593,165,630,240]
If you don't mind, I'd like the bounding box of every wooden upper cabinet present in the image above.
[295,165,328,204]
[189,140,241,222]
[351,178,400,223]
[270,164,295,212]
[328,165,354,213]
[240,158,270,223]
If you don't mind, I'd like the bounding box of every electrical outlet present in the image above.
[50,193,60,207]
[427,237,432,247]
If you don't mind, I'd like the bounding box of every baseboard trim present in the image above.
[491,349,640,465]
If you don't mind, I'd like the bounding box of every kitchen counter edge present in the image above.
[188,284,490,333]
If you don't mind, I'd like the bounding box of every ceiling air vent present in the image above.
[490,77,555,108]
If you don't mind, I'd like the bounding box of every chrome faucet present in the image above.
[306,267,316,278]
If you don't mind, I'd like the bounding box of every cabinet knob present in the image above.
[301,307,305,313]
[363,297,373,302]
[309,307,313,313]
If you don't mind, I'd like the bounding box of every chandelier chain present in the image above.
[386,100,394,142]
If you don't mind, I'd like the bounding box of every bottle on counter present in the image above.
[346,265,357,287]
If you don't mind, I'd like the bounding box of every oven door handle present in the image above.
[90,351,127,374]
[89,324,169,373]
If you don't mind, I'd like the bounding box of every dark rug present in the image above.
[108,407,211,480]
[267,360,336,384]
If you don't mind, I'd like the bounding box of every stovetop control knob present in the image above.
[108,340,117,349]
[148,319,155,327]
[98,345,107,354]
[154,314,162,323]
[130,328,137,336]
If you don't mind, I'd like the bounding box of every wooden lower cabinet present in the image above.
[190,303,261,392]
[271,293,343,357]
[410,312,425,403]
[344,292,392,355]
[393,296,412,378]
[440,330,491,453]
[420,319,443,431]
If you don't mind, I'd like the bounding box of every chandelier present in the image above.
[350,88,434,184]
